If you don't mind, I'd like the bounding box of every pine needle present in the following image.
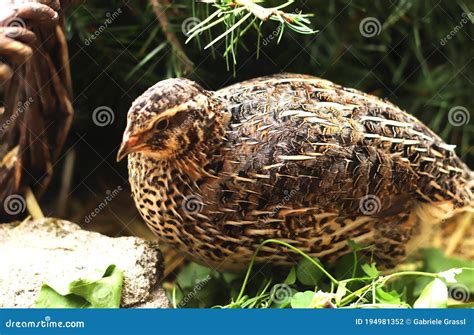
[185,0,317,64]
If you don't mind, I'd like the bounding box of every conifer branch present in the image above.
[185,0,317,64]
[150,0,194,74]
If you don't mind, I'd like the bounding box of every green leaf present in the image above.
[176,263,215,289]
[271,288,298,308]
[221,272,242,284]
[269,284,293,307]
[335,282,347,306]
[290,291,315,308]
[69,265,123,308]
[35,265,123,308]
[413,278,448,308]
[284,267,297,285]
[332,253,366,285]
[190,277,216,302]
[413,276,434,298]
[361,263,380,278]
[35,285,90,308]
[438,268,463,283]
[421,248,474,292]
[376,287,401,305]
[296,257,323,286]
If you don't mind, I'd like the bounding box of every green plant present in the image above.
[166,241,474,309]
[185,0,317,70]
[35,265,124,308]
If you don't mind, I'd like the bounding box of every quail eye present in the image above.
[154,119,169,131]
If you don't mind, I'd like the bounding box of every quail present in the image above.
[117,74,473,271]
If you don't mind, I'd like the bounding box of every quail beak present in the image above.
[116,135,140,162]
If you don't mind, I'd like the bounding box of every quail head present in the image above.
[118,74,473,271]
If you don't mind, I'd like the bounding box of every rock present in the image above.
[0,218,169,308]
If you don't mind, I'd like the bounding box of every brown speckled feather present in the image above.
[120,74,473,271]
